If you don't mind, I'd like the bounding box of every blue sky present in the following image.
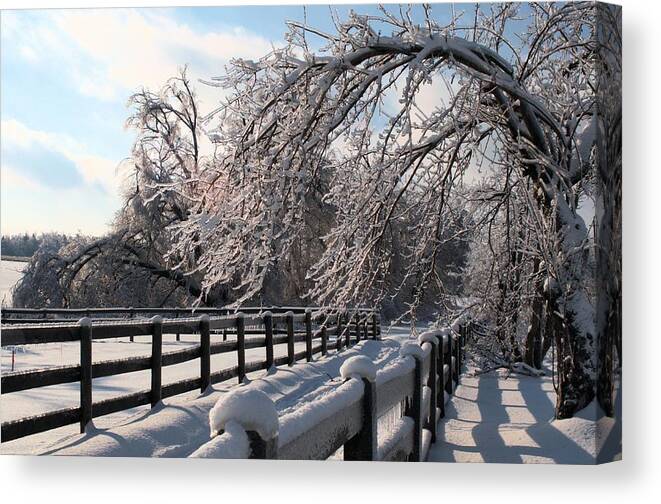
[0,3,471,236]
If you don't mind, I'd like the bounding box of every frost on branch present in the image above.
[159,3,620,419]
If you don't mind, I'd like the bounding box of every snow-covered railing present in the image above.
[191,328,466,462]
[0,307,380,443]
[0,306,377,324]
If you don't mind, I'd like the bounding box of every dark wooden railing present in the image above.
[192,326,470,462]
[0,307,380,443]
[1,306,358,324]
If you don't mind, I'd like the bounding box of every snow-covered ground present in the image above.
[427,363,622,464]
[1,327,414,456]
[0,259,26,307]
[0,334,310,423]
[0,322,620,463]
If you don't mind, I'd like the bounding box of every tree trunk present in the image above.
[594,2,622,418]
[542,303,554,363]
[537,192,596,419]
[524,257,545,369]
[553,264,596,418]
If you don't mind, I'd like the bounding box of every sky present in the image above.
[0,3,486,236]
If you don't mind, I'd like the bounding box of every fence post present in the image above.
[344,376,377,461]
[201,389,279,459]
[372,312,378,340]
[79,318,92,433]
[341,357,377,461]
[200,315,210,392]
[129,307,134,342]
[418,333,440,443]
[467,322,472,353]
[408,353,424,462]
[305,309,313,362]
[426,339,438,443]
[246,430,279,459]
[453,334,460,383]
[344,313,351,348]
[286,311,295,366]
[236,313,246,383]
[438,334,446,418]
[445,332,453,395]
[413,357,424,461]
[150,315,163,407]
[457,336,464,381]
[459,325,465,367]
[354,312,361,343]
[336,313,344,352]
[264,311,274,369]
[321,324,328,356]
[459,326,468,374]
[458,332,463,378]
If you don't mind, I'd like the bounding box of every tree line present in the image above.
[1,233,76,259]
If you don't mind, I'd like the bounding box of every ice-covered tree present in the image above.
[157,2,619,418]
[12,2,620,419]
[13,73,211,308]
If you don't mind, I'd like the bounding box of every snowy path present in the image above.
[427,366,622,464]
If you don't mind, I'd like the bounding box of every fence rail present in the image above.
[0,306,374,324]
[194,325,471,462]
[0,307,381,443]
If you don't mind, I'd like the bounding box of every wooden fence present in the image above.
[195,326,469,461]
[1,306,354,324]
[0,307,380,443]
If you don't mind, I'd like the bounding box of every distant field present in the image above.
[1,255,31,262]
[1,258,27,306]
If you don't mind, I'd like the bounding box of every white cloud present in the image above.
[1,119,127,196]
[18,45,39,63]
[1,164,41,191]
[6,9,275,111]
[1,9,281,235]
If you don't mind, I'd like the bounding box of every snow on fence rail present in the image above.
[0,307,380,443]
[0,306,371,324]
[191,328,467,461]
